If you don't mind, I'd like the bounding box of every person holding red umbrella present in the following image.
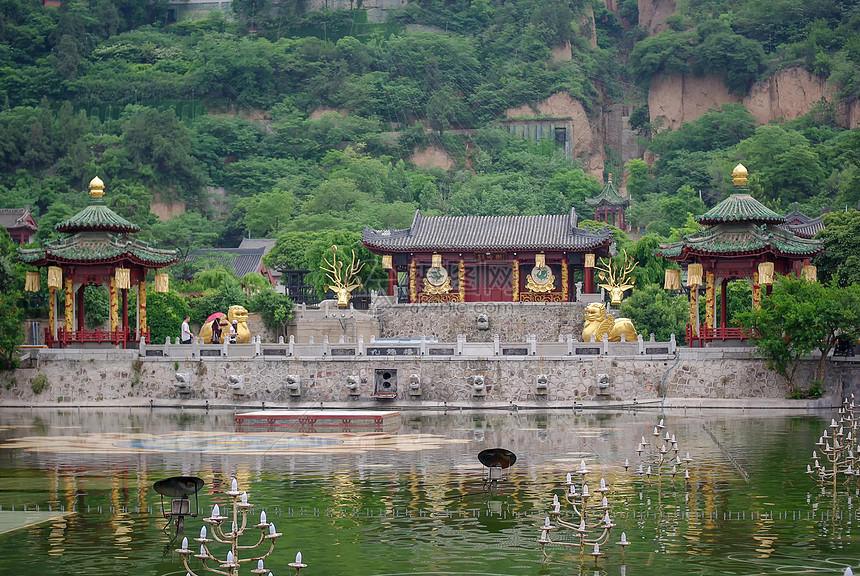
[210,317,222,344]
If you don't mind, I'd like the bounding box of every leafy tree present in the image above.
[238,189,296,238]
[120,106,206,201]
[83,285,110,329]
[188,282,248,326]
[813,211,860,287]
[660,185,706,229]
[624,159,652,200]
[248,288,294,341]
[0,289,23,369]
[151,212,220,281]
[146,291,190,344]
[618,284,689,343]
[737,277,860,394]
[627,235,675,287]
[189,264,243,293]
[264,230,322,272]
[547,169,602,218]
[627,195,666,234]
[649,104,757,157]
[0,228,24,293]
[734,125,825,206]
[693,31,766,94]
[629,30,694,83]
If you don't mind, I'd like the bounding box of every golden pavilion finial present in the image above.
[732,164,748,187]
[89,176,105,199]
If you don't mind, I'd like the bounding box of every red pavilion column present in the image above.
[584,254,595,294]
[122,288,128,347]
[76,284,85,331]
[388,268,396,297]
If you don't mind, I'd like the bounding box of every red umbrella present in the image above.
[206,312,225,323]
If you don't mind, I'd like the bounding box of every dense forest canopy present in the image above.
[1,0,860,347]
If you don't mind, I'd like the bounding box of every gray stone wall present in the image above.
[379,303,586,342]
[1,351,846,408]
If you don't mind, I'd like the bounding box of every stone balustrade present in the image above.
[130,332,678,360]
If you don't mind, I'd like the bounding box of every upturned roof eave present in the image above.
[657,245,823,262]
[696,215,786,226]
[361,236,612,253]
[20,252,177,268]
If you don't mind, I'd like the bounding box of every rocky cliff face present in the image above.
[638,0,675,34]
[150,194,186,221]
[649,67,850,130]
[504,92,605,178]
[303,0,407,23]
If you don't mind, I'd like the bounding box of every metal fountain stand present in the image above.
[176,477,307,576]
[808,394,860,489]
[625,418,692,483]
[538,459,629,561]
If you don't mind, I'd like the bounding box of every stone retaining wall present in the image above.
[379,302,586,342]
[0,351,846,408]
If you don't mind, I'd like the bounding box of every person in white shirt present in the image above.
[229,320,237,344]
[181,316,192,344]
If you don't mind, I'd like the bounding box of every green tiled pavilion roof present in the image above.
[657,222,823,260]
[585,175,628,208]
[696,193,785,225]
[55,204,140,234]
[19,235,177,267]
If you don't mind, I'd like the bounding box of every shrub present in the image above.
[146,291,191,344]
[31,374,48,395]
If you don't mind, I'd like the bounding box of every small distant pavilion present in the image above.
[783,202,826,239]
[585,174,629,231]
[19,177,177,347]
[0,207,38,245]
[362,209,613,303]
[657,164,824,346]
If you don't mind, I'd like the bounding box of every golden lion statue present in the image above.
[228,305,251,343]
[198,315,228,343]
[582,302,637,343]
[198,306,251,344]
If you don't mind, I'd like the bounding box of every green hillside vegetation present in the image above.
[1,0,860,352]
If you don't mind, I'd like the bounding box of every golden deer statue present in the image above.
[594,249,637,306]
[321,245,365,308]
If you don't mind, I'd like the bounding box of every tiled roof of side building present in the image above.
[188,248,267,278]
[238,238,277,252]
[784,217,825,239]
[362,210,612,252]
[0,207,37,230]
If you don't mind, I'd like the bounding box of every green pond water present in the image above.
[0,407,857,576]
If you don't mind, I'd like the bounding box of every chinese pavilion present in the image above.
[783,202,826,239]
[0,207,38,245]
[585,174,629,231]
[19,177,178,348]
[361,209,613,303]
[656,164,824,346]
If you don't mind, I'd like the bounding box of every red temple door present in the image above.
[469,263,512,301]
